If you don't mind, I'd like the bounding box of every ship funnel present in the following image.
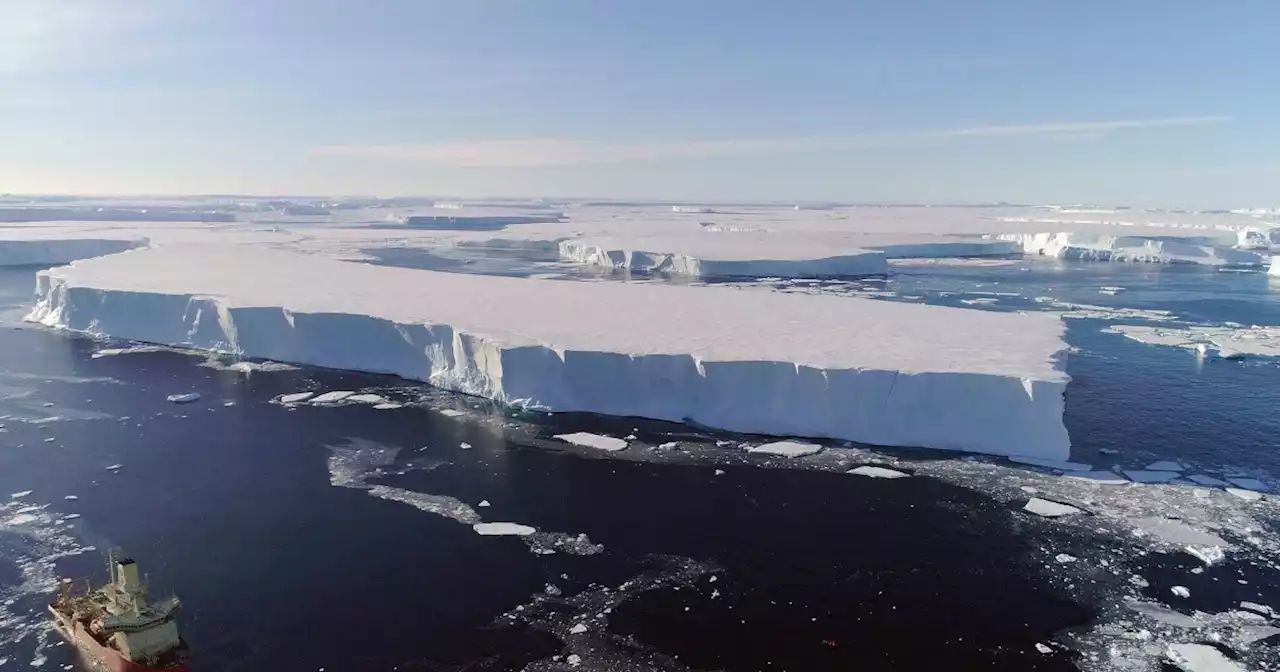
[115,558,143,592]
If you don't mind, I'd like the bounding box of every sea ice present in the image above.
[1023,498,1083,518]
[344,394,387,405]
[1186,474,1230,487]
[568,623,589,635]
[1145,461,1186,471]
[0,237,146,267]
[1225,488,1262,502]
[478,500,491,508]
[1171,586,1190,598]
[1123,470,1181,484]
[1225,477,1268,492]
[30,244,1073,459]
[438,409,465,418]
[459,442,472,450]
[560,235,889,278]
[1164,643,1246,672]
[372,403,402,410]
[105,464,123,471]
[848,465,909,479]
[277,392,314,403]
[473,522,536,537]
[1099,286,1126,295]
[554,433,628,452]
[9,491,32,499]
[1008,456,1093,472]
[165,393,200,404]
[309,391,355,404]
[745,441,822,458]
[1067,471,1129,485]
[1109,324,1280,358]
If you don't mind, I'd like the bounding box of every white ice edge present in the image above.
[29,245,1073,459]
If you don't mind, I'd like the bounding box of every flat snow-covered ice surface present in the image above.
[30,244,1070,458]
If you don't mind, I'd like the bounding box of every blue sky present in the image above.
[1,1,1277,206]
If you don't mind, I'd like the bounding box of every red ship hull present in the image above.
[50,610,189,672]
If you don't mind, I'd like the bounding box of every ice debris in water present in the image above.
[1164,643,1247,672]
[276,392,314,404]
[1023,497,1083,518]
[105,464,122,471]
[1098,448,1121,455]
[553,432,628,452]
[1035,643,1053,654]
[1225,477,1268,492]
[1008,456,1093,472]
[1055,553,1077,564]
[438,409,465,418]
[344,394,387,405]
[1099,286,1126,295]
[165,392,200,404]
[745,441,822,458]
[848,465,909,479]
[565,654,582,667]
[1171,586,1191,598]
[568,623,588,635]
[309,391,354,404]
[657,441,679,450]
[459,442,472,450]
[1187,474,1230,487]
[713,469,726,476]
[372,403,402,410]
[478,500,491,508]
[1067,471,1129,485]
[1145,461,1186,471]
[473,522,536,536]
[63,495,76,501]
[9,491,32,499]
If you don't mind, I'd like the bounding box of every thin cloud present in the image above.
[0,0,187,74]
[312,117,1230,168]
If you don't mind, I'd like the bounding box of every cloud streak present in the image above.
[311,116,1230,168]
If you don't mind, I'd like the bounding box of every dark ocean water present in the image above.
[1,261,1278,672]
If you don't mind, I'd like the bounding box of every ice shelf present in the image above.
[997,232,1266,266]
[0,236,147,266]
[559,237,888,278]
[30,245,1073,458]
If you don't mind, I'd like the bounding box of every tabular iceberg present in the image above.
[0,237,147,266]
[997,232,1266,266]
[559,238,888,278]
[29,245,1072,459]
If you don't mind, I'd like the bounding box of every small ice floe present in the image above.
[848,465,909,479]
[1007,456,1093,472]
[60,513,80,521]
[568,623,588,635]
[63,495,77,500]
[1186,474,1230,487]
[1164,643,1246,672]
[1023,498,1083,518]
[1240,601,1276,618]
[715,440,733,447]
[478,500,491,508]
[1035,643,1053,654]
[565,654,582,668]
[165,393,200,404]
[1055,553,1077,564]
[1067,471,1130,485]
[713,469,726,476]
[459,442,472,450]
[222,401,236,407]
[439,409,465,418]
[105,464,123,472]
[310,391,355,404]
[372,403,402,410]
[1122,470,1180,484]
[1099,286,1126,295]
[1145,460,1186,471]
[657,441,680,450]
[344,394,387,405]
[1225,477,1269,492]
[473,522,536,536]
[276,392,314,404]
[745,441,822,458]
[1225,488,1263,502]
[1171,586,1191,598]
[1185,545,1225,566]
[1098,448,1121,455]
[553,432,628,452]
[10,490,32,499]
[1133,517,1228,548]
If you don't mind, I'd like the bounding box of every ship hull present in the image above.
[49,608,189,672]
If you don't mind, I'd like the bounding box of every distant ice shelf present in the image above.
[30,245,1073,458]
[559,237,888,278]
[996,232,1266,266]
[0,237,147,266]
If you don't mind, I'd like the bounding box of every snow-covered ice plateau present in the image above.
[29,244,1073,459]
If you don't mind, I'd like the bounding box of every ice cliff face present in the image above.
[0,238,148,266]
[558,239,889,278]
[28,246,1072,459]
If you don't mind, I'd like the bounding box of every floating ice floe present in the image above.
[459,442,472,450]
[1067,471,1130,485]
[1225,477,1269,492]
[10,491,32,499]
[165,393,200,404]
[372,403,402,410]
[1055,553,1077,564]
[1145,461,1186,472]
[1023,497,1083,518]
[713,469,726,476]
[1099,286,1126,295]
[478,500,491,508]
[473,522,536,537]
[1098,448,1121,455]
[1123,470,1181,484]
[657,441,680,450]
[309,391,355,404]
[1008,456,1093,472]
[438,409,465,418]
[1225,488,1262,502]
[554,433,628,452]
[1171,586,1191,598]
[105,464,123,471]
[1107,324,1280,358]
[344,394,387,405]
[1164,643,1246,672]
[848,465,909,479]
[63,495,77,501]
[1186,474,1230,487]
[745,441,822,458]
[276,392,314,404]
[568,623,589,635]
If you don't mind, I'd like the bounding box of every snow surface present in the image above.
[473,522,536,536]
[1164,643,1247,672]
[1123,470,1181,484]
[31,244,1073,458]
[554,433,628,452]
[1023,498,1084,517]
[998,231,1266,266]
[1107,324,1280,358]
[0,236,146,266]
[848,465,910,479]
